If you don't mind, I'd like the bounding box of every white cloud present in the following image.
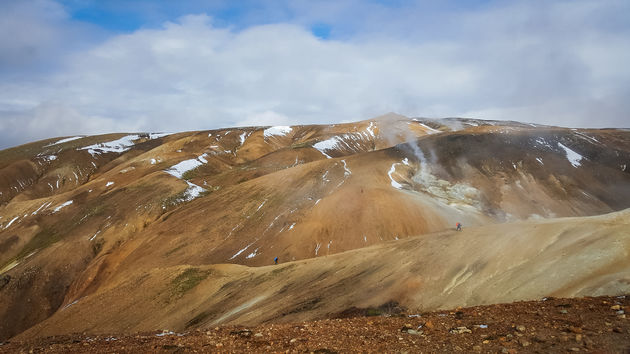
[0,0,629,149]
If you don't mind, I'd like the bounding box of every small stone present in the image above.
[406,330,422,335]
[424,320,434,329]
[611,305,621,310]
[568,326,582,334]
[290,338,297,343]
[568,348,580,352]
[516,325,526,332]
[454,346,463,351]
[482,340,490,344]
[450,327,472,334]
[519,338,530,347]
[254,333,263,338]
[617,310,625,315]
[216,343,223,348]
[618,314,626,319]
[559,309,568,314]
[472,345,482,352]
[575,334,582,342]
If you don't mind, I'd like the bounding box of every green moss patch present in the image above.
[170,268,210,298]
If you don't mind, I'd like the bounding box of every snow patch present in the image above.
[52,200,73,213]
[557,143,583,167]
[79,135,140,156]
[341,160,351,177]
[62,300,79,311]
[149,133,171,139]
[366,122,377,137]
[535,137,553,149]
[105,181,114,187]
[230,242,255,260]
[150,158,157,165]
[388,163,404,189]
[181,181,205,201]
[264,126,292,138]
[89,230,101,241]
[536,157,544,165]
[165,154,209,178]
[4,216,19,229]
[418,123,441,134]
[246,248,259,259]
[315,243,321,256]
[32,201,51,215]
[46,136,83,146]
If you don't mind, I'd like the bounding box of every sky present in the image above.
[0,0,629,149]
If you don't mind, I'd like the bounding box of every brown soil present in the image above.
[2,295,629,353]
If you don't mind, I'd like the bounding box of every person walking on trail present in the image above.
[456,222,462,231]
[274,257,278,265]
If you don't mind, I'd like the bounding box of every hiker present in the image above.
[456,222,462,231]
[274,257,278,265]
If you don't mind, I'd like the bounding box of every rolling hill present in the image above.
[1,113,629,341]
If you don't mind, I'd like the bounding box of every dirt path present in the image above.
[3,295,629,353]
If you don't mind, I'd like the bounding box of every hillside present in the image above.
[1,114,629,342]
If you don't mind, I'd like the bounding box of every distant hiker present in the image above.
[456,222,462,231]
[274,257,278,265]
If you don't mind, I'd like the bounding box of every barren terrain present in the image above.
[1,114,629,349]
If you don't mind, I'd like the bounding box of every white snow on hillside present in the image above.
[418,123,441,134]
[164,155,209,203]
[165,154,209,179]
[558,143,583,167]
[181,181,205,201]
[52,200,73,213]
[79,135,140,156]
[149,133,171,139]
[388,163,404,189]
[46,136,83,146]
[313,137,340,158]
[3,216,19,229]
[366,122,377,137]
[313,132,375,158]
[78,134,168,156]
[264,126,292,138]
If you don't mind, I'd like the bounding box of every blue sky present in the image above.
[0,0,629,148]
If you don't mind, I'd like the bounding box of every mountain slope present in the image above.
[12,209,630,339]
[0,114,629,341]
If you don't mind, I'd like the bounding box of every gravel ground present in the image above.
[2,295,629,353]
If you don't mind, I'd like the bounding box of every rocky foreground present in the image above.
[2,295,629,353]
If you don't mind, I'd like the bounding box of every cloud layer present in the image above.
[1,0,629,149]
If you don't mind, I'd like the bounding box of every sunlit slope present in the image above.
[14,209,630,340]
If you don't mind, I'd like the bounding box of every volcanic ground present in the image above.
[1,113,629,350]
